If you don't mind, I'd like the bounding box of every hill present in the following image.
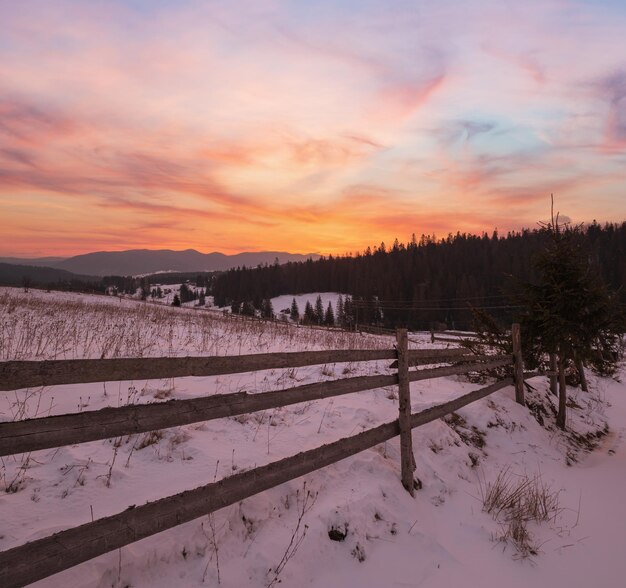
[2,249,320,277]
[0,263,99,287]
[0,287,624,588]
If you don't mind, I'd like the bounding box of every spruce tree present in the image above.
[517,212,623,429]
[179,284,194,304]
[261,298,274,319]
[324,301,335,326]
[336,295,344,326]
[290,298,300,322]
[140,278,150,300]
[314,295,324,325]
[303,301,316,324]
[343,296,354,329]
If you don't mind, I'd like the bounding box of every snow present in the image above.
[0,287,625,588]
[270,293,344,316]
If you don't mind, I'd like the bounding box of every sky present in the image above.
[1,0,625,257]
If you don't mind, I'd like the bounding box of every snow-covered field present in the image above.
[1,287,625,588]
[270,293,343,316]
[145,284,344,322]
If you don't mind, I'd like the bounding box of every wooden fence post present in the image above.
[549,353,558,396]
[511,323,525,405]
[396,328,416,495]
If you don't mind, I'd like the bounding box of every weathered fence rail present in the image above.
[0,377,513,588]
[428,329,480,344]
[0,347,472,391]
[0,327,524,588]
[0,357,510,457]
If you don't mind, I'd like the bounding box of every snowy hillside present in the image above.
[271,293,343,317]
[0,288,624,588]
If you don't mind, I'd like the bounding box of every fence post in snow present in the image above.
[511,323,525,405]
[396,328,416,495]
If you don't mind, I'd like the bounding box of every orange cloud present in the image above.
[1,1,626,257]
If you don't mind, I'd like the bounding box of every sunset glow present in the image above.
[1,0,626,256]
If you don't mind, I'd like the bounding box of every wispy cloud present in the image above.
[594,70,626,152]
[1,0,626,255]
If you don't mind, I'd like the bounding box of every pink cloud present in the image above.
[372,75,446,123]
[1,0,626,257]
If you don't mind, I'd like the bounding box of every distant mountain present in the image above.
[0,256,67,265]
[1,249,321,277]
[0,263,99,286]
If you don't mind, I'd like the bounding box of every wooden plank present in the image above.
[411,378,513,428]
[0,373,397,457]
[441,331,478,337]
[0,358,510,456]
[0,350,396,391]
[432,336,469,344]
[393,352,500,369]
[511,323,525,405]
[0,420,400,588]
[0,348,472,392]
[396,328,415,495]
[408,357,511,383]
[407,348,472,363]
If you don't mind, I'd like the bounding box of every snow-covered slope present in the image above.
[271,293,343,316]
[0,288,624,588]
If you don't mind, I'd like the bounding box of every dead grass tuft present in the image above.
[480,467,562,559]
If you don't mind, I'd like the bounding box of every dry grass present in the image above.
[0,288,392,496]
[481,467,561,523]
[480,467,562,559]
[0,289,390,361]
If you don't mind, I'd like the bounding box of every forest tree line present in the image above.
[212,222,626,330]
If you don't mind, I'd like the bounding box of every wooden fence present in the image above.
[0,327,525,588]
[428,329,480,344]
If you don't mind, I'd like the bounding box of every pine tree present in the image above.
[261,298,274,319]
[140,278,150,301]
[303,301,316,324]
[172,294,181,307]
[336,295,344,326]
[290,298,300,322]
[343,296,354,329]
[179,284,194,304]
[314,295,324,325]
[517,211,623,429]
[324,301,335,326]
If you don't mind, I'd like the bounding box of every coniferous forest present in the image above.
[212,222,626,330]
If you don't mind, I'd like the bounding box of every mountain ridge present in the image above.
[0,249,320,277]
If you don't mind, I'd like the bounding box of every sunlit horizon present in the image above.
[2,0,626,257]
